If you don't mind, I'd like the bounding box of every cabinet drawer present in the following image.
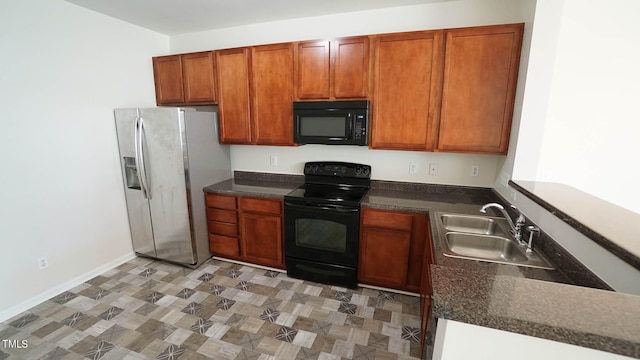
[206,208,237,224]
[362,208,413,231]
[239,197,282,215]
[208,221,238,237]
[209,234,240,258]
[205,193,237,210]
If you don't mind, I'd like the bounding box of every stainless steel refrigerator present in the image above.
[114,107,231,267]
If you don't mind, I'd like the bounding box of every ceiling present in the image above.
[64,0,452,36]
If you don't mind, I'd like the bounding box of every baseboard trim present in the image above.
[0,252,136,323]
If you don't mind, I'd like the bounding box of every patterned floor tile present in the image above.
[8,313,39,328]
[189,318,213,335]
[259,308,280,323]
[0,257,421,360]
[157,344,186,360]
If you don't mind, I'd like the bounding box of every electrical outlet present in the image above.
[428,163,438,176]
[409,161,418,174]
[269,155,278,166]
[38,256,48,270]
[471,165,480,177]
[509,188,517,201]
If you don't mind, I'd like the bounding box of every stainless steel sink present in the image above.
[437,213,555,270]
[440,214,508,236]
[445,233,528,262]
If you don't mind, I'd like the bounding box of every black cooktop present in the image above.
[285,161,371,207]
[286,184,369,206]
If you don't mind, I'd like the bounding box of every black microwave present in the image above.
[293,100,369,146]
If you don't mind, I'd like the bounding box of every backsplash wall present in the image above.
[230,145,502,188]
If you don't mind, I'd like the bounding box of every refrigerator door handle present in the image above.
[135,115,151,199]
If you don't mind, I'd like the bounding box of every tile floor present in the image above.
[0,257,423,360]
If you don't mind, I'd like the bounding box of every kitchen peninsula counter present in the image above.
[204,172,640,358]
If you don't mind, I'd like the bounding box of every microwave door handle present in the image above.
[347,113,354,138]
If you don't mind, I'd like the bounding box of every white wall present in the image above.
[507,0,640,215]
[170,0,537,188]
[537,0,640,214]
[0,0,168,321]
[494,0,640,293]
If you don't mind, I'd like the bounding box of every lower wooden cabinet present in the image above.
[359,208,430,293]
[239,197,284,268]
[205,193,285,269]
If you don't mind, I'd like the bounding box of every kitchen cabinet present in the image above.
[436,24,523,154]
[205,193,284,269]
[370,31,445,151]
[205,193,240,258]
[152,51,217,106]
[251,43,295,145]
[153,23,523,154]
[239,197,284,269]
[216,44,294,145]
[358,208,429,292]
[216,48,252,144]
[295,36,371,100]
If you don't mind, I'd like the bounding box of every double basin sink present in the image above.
[437,213,555,270]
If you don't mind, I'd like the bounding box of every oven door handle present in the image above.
[284,201,359,213]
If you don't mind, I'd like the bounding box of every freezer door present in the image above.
[114,109,155,258]
[139,108,196,265]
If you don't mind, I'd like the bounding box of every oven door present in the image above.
[284,201,359,267]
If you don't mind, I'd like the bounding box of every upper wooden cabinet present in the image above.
[153,23,524,154]
[216,44,294,145]
[295,36,371,100]
[216,48,252,144]
[152,51,217,106]
[251,43,294,145]
[370,31,444,151]
[436,24,524,154]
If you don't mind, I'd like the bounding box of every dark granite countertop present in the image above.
[431,265,640,358]
[203,172,303,199]
[203,172,639,358]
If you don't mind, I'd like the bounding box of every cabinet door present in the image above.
[240,212,284,269]
[296,40,330,99]
[371,31,444,150]
[182,52,216,104]
[333,36,370,99]
[216,48,252,144]
[251,43,294,145]
[437,24,523,154]
[359,227,411,287]
[153,55,185,105]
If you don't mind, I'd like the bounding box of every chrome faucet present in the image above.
[479,203,526,243]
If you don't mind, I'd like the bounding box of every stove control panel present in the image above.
[303,161,371,179]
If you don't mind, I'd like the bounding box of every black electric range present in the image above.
[284,161,371,288]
